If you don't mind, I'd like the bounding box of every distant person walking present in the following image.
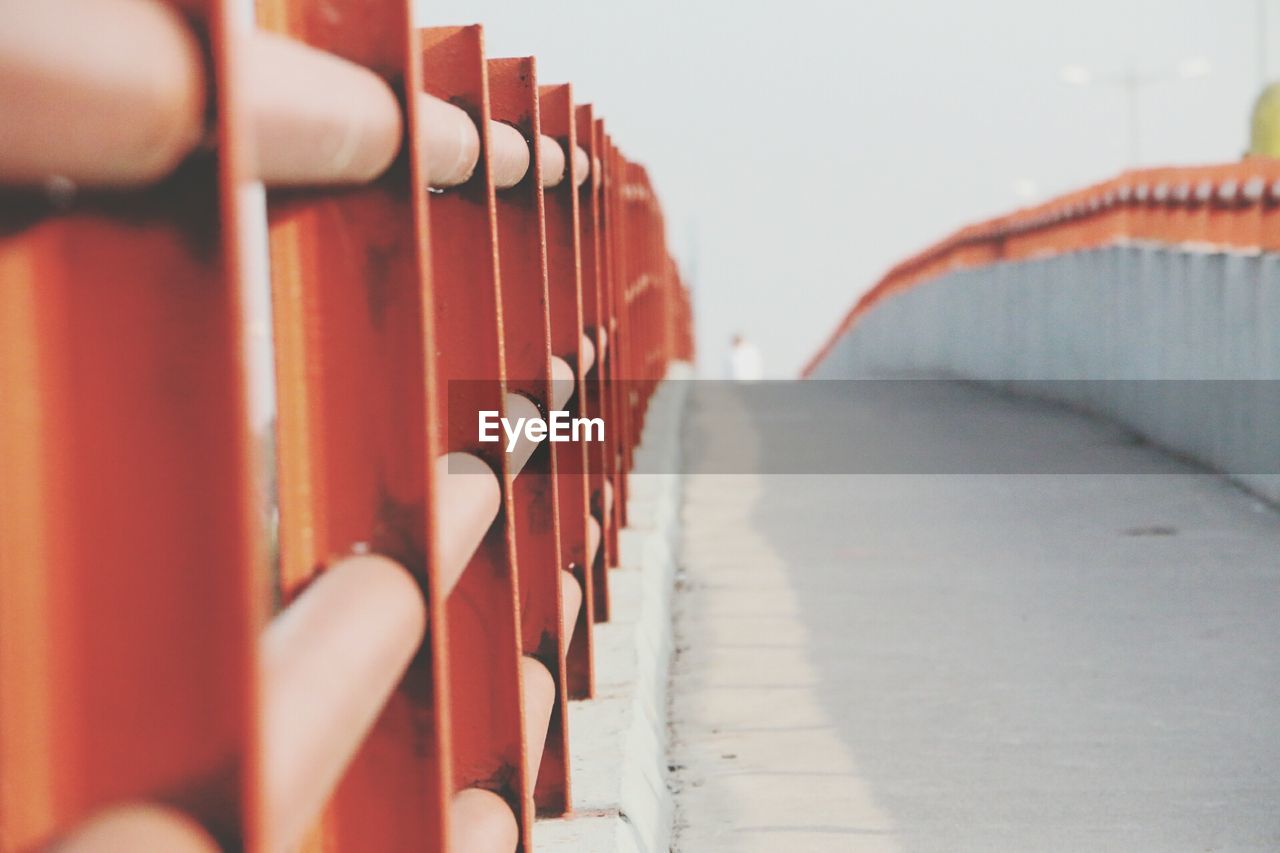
[726,333,763,380]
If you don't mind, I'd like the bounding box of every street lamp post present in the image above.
[1060,58,1212,167]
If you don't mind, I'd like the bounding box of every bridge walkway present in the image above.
[669,381,1280,852]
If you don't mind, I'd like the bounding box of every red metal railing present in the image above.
[803,160,1280,377]
[0,2,694,851]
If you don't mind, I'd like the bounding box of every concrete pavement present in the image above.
[668,381,1280,852]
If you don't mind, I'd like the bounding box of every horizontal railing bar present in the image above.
[538,135,565,187]
[489,120,531,190]
[504,393,546,476]
[51,805,220,852]
[0,0,206,186]
[572,144,591,188]
[576,330,598,374]
[506,341,594,475]
[550,354,578,412]
[535,136,588,188]
[0,4,583,193]
[248,31,402,185]
[588,515,602,563]
[561,569,584,651]
[520,657,556,783]
[598,479,614,522]
[260,555,427,853]
[579,332,597,374]
[448,788,519,853]
[436,452,503,597]
[420,92,481,188]
[593,327,608,368]
[535,140,590,189]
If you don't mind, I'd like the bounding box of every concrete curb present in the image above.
[533,365,689,853]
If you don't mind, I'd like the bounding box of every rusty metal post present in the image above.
[596,127,626,582]
[487,55,573,818]
[575,107,615,623]
[539,89,596,701]
[624,164,659,430]
[254,2,450,850]
[602,137,634,536]
[419,25,532,849]
[0,0,262,848]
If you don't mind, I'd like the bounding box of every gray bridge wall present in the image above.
[810,247,1280,503]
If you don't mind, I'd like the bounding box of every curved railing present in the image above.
[804,161,1280,377]
[804,159,1280,502]
[0,3,692,851]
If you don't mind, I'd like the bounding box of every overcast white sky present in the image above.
[416,0,1272,376]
